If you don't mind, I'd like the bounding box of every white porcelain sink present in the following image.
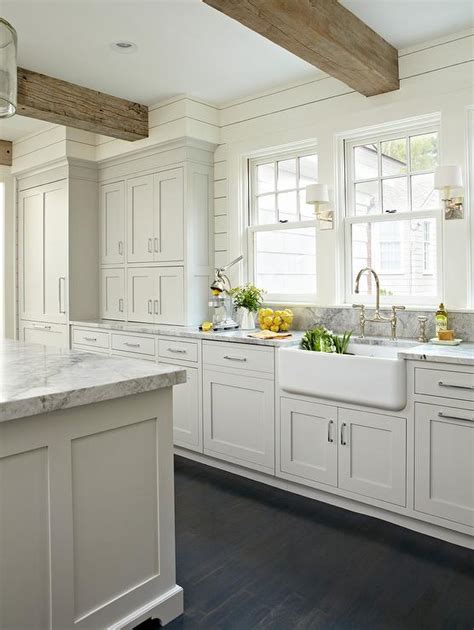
[279,343,412,411]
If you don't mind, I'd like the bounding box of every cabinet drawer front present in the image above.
[203,341,274,374]
[415,367,474,403]
[111,333,155,356]
[73,328,110,349]
[158,338,198,363]
[21,321,69,349]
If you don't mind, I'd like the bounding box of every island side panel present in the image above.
[0,388,182,630]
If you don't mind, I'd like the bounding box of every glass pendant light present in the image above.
[0,18,17,117]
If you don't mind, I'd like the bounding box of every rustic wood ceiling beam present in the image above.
[203,0,399,96]
[16,67,148,141]
[0,140,12,166]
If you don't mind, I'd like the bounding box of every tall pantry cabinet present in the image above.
[99,142,214,326]
[18,161,99,347]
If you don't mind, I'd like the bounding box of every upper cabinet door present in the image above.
[19,187,44,322]
[338,408,407,507]
[100,181,125,265]
[153,168,184,262]
[127,175,154,263]
[43,182,68,323]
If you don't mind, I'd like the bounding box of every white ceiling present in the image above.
[1,0,472,142]
[0,115,52,142]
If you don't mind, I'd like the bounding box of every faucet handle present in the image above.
[352,303,365,310]
[392,305,406,312]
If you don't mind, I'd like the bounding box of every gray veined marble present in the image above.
[398,342,474,366]
[0,339,186,423]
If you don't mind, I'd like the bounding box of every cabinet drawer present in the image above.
[158,338,198,363]
[21,321,69,349]
[203,341,274,374]
[72,328,109,349]
[111,333,155,356]
[415,367,474,403]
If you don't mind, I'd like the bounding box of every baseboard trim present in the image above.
[108,584,184,630]
[175,448,473,550]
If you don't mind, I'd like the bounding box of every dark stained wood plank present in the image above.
[17,67,148,141]
[0,140,12,166]
[203,0,399,97]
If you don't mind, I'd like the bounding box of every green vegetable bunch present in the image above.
[230,283,265,313]
[301,325,352,354]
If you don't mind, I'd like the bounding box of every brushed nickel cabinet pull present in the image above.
[328,420,334,443]
[438,411,474,423]
[154,299,159,315]
[148,238,153,253]
[438,381,474,391]
[154,237,159,253]
[124,342,140,348]
[84,336,97,342]
[223,355,247,362]
[118,241,123,255]
[168,348,186,354]
[340,422,347,446]
[119,298,124,313]
[148,299,153,314]
[58,277,66,314]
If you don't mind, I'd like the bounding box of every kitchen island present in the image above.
[0,339,186,630]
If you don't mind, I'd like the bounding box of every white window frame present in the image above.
[342,116,443,306]
[247,146,318,304]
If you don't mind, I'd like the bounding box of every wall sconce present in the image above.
[434,165,464,220]
[305,184,334,230]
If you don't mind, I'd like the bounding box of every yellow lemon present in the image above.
[270,325,280,332]
[273,316,282,325]
[262,308,273,317]
[280,322,289,331]
[201,321,213,332]
[264,316,273,326]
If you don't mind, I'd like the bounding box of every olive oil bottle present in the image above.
[435,303,448,335]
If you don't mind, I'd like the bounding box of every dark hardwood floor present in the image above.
[162,456,474,629]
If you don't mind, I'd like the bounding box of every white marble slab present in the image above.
[398,342,474,366]
[0,339,186,423]
[71,319,303,347]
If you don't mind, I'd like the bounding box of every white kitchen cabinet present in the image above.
[203,368,275,472]
[338,408,407,507]
[127,267,155,323]
[415,402,474,527]
[127,267,184,324]
[100,181,125,265]
[19,321,69,348]
[100,268,125,320]
[127,174,154,263]
[19,180,68,324]
[153,169,184,262]
[280,397,337,488]
[127,169,184,264]
[172,366,202,452]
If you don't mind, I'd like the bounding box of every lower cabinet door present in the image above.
[19,321,69,348]
[415,402,474,527]
[338,408,406,506]
[203,369,274,472]
[100,268,125,320]
[154,267,184,325]
[172,366,202,452]
[280,398,337,488]
[127,268,154,323]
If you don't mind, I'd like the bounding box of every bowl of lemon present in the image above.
[258,308,294,332]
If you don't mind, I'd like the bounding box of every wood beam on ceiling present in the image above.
[203,0,399,97]
[17,67,148,141]
[0,140,12,166]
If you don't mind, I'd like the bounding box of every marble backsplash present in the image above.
[285,306,474,342]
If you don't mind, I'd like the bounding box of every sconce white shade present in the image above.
[306,183,329,204]
[434,165,463,190]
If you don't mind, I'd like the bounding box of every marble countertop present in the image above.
[398,342,474,366]
[71,319,303,348]
[0,339,186,424]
